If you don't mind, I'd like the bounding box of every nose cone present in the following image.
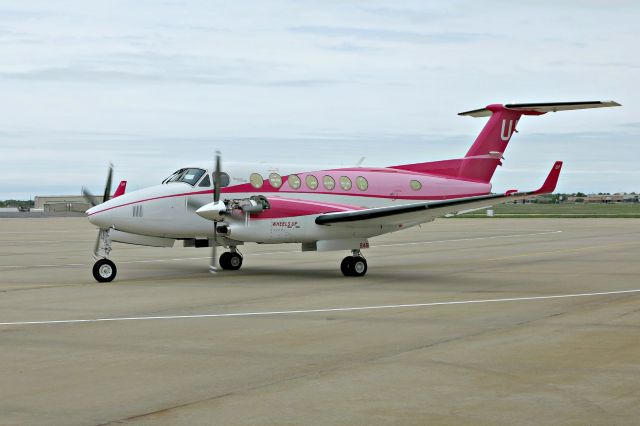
[86,203,114,229]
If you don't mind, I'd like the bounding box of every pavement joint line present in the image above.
[1,289,638,327]
[0,230,562,269]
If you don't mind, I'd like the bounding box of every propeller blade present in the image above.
[210,234,217,273]
[214,151,221,203]
[82,186,98,207]
[103,163,114,203]
[210,151,222,273]
[186,197,205,211]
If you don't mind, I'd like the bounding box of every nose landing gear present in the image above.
[340,250,368,277]
[92,228,117,283]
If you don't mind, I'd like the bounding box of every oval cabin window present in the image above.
[410,180,422,191]
[356,176,368,191]
[339,176,352,190]
[269,173,282,188]
[323,175,335,190]
[306,175,319,190]
[249,173,264,189]
[288,174,301,190]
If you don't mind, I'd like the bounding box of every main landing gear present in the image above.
[92,228,117,283]
[219,247,243,271]
[341,250,368,277]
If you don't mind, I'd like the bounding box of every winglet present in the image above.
[533,161,563,194]
[113,180,127,198]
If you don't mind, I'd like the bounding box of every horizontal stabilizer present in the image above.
[459,101,620,117]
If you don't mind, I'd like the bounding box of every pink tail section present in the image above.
[390,101,618,183]
[392,104,531,182]
[457,105,529,182]
[113,181,127,198]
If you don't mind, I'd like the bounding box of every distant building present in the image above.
[584,194,624,203]
[34,195,103,212]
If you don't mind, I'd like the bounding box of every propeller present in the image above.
[210,151,222,273]
[82,163,113,208]
[82,163,114,258]
[103,163,113,203]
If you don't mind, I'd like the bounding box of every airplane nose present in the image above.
[86,207,110,228]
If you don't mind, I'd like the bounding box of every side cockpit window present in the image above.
[198,174,211,187]
[213,172,230,188]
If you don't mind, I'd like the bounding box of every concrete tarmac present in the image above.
[1,217,639,425]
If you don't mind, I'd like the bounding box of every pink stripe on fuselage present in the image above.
[87,186,487,219]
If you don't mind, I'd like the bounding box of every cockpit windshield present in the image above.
[162,168,206,186]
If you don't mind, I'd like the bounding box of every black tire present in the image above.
[340,257,353,276]
[92,259,117,283]
[228,252,243,270]
[219,252,232,270]
[351,256,367,277]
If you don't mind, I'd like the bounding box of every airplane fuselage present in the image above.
[88,162,491,242]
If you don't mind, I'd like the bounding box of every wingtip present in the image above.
[534,161,563,194]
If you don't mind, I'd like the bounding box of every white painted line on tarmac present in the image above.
[0,230,562,270]
[1,288,637,327]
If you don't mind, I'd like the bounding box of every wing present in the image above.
[316,161,562,228]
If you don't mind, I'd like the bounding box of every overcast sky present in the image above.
[1,0,638,199]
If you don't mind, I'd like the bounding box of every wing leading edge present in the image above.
[315,161,562,227]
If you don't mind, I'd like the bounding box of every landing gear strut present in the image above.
[341,250,367,277]
[219,247,243,270]
[92,228,117,282]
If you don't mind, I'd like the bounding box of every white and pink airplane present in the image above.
[84,101,620,282]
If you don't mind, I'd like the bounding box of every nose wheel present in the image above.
[340,254,367,277]
[93,258,117,283]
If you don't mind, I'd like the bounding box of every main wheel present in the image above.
[351,256,367,276]
[219,252,232,270]
[228,252,243,270]
[340,257,353,276]
[92,259,117,283]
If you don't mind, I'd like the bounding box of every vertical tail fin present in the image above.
[456,104,527,182]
